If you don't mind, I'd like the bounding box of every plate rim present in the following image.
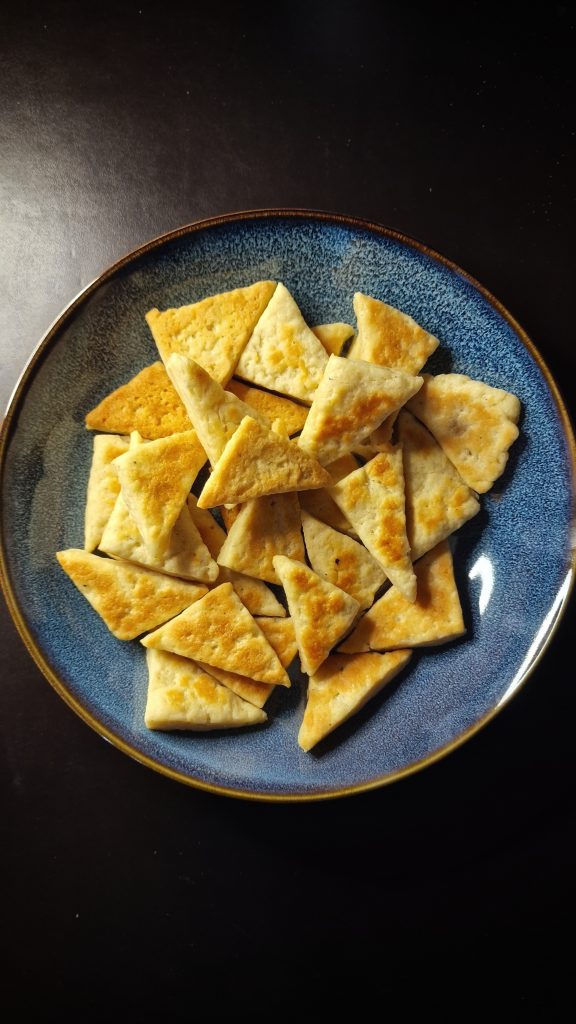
[1,207,575,802]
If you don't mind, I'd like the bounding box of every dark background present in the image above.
[1,1,574,1013]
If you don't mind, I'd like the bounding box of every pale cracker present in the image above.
[165,353,268,466]
[196,416,331,509]
[197,618,297,709]
[187,496,286,617]
[100,494,219,583]
[84,434,129,552]
[113,429,206,559]
[235,282,329,403]
[397,409,480,561]
[217,493,305,585]
[298,650,412,751]
[329,447,416,602]
[301,510,386,611]
[406,373,521,493]
[272,555,360,676]
[298,453,358,536]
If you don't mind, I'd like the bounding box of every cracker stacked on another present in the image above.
[57,281,521,751]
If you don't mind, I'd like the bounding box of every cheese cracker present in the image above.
[196,416,331,508]
[113,429,206,559]
[301,510,385,610]
[84,434,129,552]
[217,493,305,584]
[85,362,190,439]
[398,410,480,560]
[165,353,269,466]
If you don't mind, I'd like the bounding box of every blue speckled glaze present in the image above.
[1,213,574,799]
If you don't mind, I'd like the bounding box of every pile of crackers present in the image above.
[57,281,520,751]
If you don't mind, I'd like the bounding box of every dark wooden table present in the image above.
[2,3,574,1013]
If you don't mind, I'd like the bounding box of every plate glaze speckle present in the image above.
[1,211,574,800]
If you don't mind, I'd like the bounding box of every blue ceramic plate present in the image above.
[1,211,574,800]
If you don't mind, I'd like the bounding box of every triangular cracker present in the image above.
[144,649,266,730]
[84,434,129,552]
[298,354,423,465]
[312,322,355,356]
[196,416,331,508]
[329,448,416,602]
[348,293,439,373]
[235,282,329,403]
[298,453,358,536]
[141,582,290,685]
[85,362,190,439]
[113,429,206,558]
[165,354,269,466]
[272,555,360,676]
[339,541,465,653]
[100,494,219,583]
[145,280,277,385]
[406,373,521,493]
[187,496,286,617]
[197,618,297,709]
[56,549,207,641]
[298,650,412,751]
[217,493,305,584]
[226,379,308,436]
[301,510,385,611]
[398,410,480,560]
